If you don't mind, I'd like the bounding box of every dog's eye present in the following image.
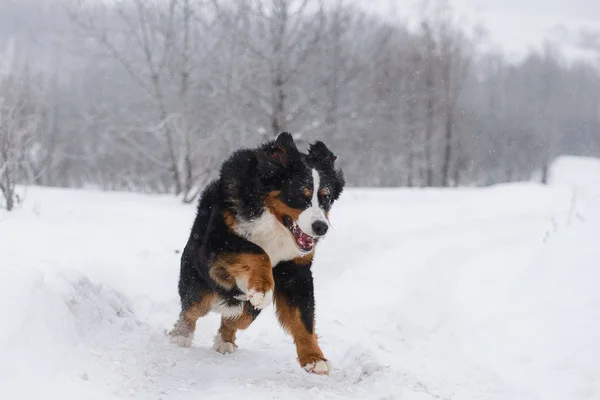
[302,188,312,198]
[319,188,331,202]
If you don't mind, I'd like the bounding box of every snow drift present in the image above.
[0,159,598,399]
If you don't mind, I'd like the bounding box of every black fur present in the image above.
[273,260,316,334]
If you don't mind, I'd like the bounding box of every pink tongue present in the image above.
[296,232,313,248]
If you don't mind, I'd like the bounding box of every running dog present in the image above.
[168,132,345,375]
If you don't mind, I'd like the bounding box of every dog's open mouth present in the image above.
[282,215,315,252]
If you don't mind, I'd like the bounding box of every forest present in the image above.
[1,0,599,207]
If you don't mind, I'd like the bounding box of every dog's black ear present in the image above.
[257,132,299,177]
[274,132,297,152]
[332,168,345,201]
[308,140,345,200]
[307,140,336,169]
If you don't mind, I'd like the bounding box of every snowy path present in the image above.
[1,184,598,400]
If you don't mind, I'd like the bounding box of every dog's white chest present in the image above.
[234,210,302,266]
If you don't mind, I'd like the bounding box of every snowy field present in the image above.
[1,160,599,399]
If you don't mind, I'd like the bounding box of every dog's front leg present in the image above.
[273,261,330,375]
[210,252,274,309]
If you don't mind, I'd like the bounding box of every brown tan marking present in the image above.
[210,253,274,294]
[223,210,237,230]
[264,190,303,223]
[274,291,328,374]
[209,264,235,289]
[303,188,312,198]
[169,292,215,339]
[293,253,314,265]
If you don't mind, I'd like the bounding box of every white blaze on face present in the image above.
[297,169,329,237]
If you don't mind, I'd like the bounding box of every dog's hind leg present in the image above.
[169,292,215,347]
[213,302,261,354]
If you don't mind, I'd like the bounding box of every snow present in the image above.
[549,155,600,191]
[1,169,599,399]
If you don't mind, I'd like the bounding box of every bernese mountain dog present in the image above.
[168,132,345,375]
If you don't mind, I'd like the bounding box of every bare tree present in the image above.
[420,21,438,187]
[0,60,42,211]
[65,0,226,202]
[436,5,473,187]
[241,0,325,137]
[1,0,597,192]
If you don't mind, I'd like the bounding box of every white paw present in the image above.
[247,288,273,309]
[303,360,331,375]
[169,333,193,348]
[212,335,237,354]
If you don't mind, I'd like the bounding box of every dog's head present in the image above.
[257,132,345,252]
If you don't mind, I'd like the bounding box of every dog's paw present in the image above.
[303,359,331,375]
[169,333,193,348]
[247,288,273,309]
[213,335,237,354]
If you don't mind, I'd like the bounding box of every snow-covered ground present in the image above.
[1,166,599,399]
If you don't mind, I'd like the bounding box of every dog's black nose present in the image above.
[312,220,329,236]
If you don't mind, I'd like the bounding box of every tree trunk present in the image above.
[5,191,14,211]
[441,112,453,186]
[270,0,288,138]
[423,24,436,187]
[425,88,435,187]
[540,162,549,184]
[180,0,193,200]
[0,171,15,211]
[272,74,286,136]
[407,149,414,187]
[326,0,342,136]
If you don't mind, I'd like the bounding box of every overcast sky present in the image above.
[359,0,600,62]
[1,0,598,64]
